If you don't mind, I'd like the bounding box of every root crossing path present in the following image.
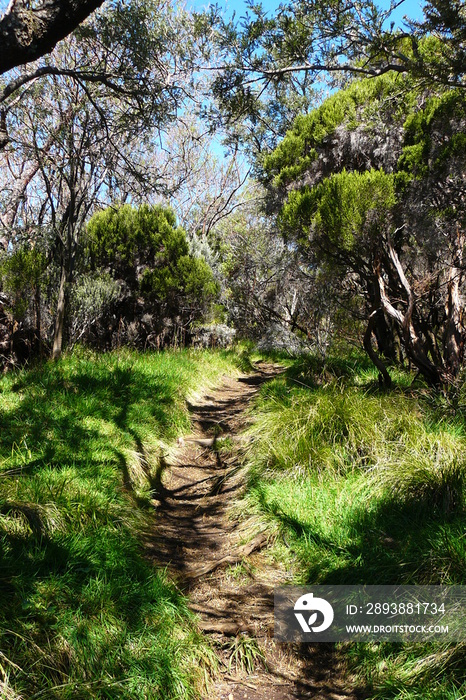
[145,363,362,700]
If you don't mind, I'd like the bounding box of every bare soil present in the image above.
[144,363,366,700]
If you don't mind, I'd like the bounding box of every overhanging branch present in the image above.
[0,0,105,75]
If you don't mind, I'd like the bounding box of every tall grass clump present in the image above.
[0,347,241,700]
[244,353,466,698]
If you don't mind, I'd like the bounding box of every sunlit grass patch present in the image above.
[0,347,241,699]
[244,353,466,698]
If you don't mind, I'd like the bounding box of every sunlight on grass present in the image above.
[0,347,241,700]
[245,352,466,699]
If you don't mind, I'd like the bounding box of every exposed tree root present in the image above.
[186,531,269,580]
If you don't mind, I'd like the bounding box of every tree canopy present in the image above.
[0,0,465,379]
[209,0,466,150]
[86,204,218,308]
[262,69,466,384]
[82,203,219,348]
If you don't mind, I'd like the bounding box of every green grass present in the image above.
[0,347,243,700]
[244,352,466,699]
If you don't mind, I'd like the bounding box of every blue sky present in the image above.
[190,0,425,26]
[0,0,424,26]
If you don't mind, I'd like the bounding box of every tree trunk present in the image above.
[0,0,105,75]
[443,229,464,378]
[444,269,463,376]
[374,309,397,361]
[52,150,78,361]
[367,277,397,361]
[364,310,392,388]
[34,282,42,357]
[52,262,66,360]
[377,239,442,386]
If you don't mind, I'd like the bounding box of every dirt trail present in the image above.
[145,363,363,700]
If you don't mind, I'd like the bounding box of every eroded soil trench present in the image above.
[145,363,362,700]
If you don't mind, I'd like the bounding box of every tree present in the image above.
[0,244,46,361]
[0,0,209,359]
[0,0,201,134]
[1,67,138,359]
[210,0,466,142]
[85,204,219,348]
[210,187,332,353]
[142,115,254,238]
[263,72,466,385]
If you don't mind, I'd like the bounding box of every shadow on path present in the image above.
[144,363,366,700]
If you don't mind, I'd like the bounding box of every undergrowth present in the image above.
[245,352,466,699]
[0,346,242,700]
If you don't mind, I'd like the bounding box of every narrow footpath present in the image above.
[145,363,363,700]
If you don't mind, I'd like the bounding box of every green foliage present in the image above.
[0,347,241,699]
[0,246,46,320]
[264,62,466,383]
[313,169,396,249]
[398,89,466,177]
[213,0,465,154]
[266,73,407,271]
[141,253,218,304]
[279,169,396,251]
[86,203,179,283]
[410,11,466,87]
[264,73,406,186]
[86,203,218,310]
[244,354,466,698]
[74,0,198,130]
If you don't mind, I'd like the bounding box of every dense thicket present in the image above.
[262,71,466,385]
[0,0,240,366]
[84,204,219,348]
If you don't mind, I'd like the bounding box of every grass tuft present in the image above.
[226,634,267,675]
